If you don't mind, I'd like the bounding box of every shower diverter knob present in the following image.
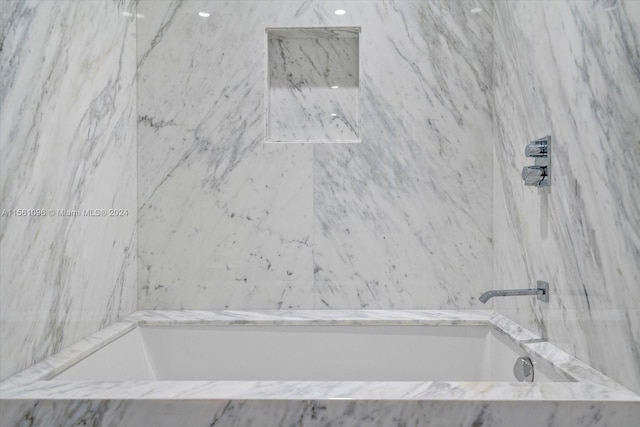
[522,166,546,186]
[525,140,548,157]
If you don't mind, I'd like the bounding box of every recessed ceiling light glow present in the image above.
[122,11,133,17]
[470,7,482,13]
[334,9,346,16]
[199,11,210,17]
[331,85,339,89]
[330,113,338,117]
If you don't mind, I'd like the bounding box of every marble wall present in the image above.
[137,0,494,310]
[0,0,137,381]
[491,0,640,393]
[2,0,640,424]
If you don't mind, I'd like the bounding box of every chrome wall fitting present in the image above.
[513,357,534,382]
[522,135,551,187]
[479,281,550,303]
[536,280,550,302]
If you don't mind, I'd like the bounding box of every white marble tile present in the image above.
[0,0,137,381]
[4,399,627,427]
[492,0,640,394]
[137,0,494,310]
[12,400,638,427]
[126,308,491,325]
[136,0,316,310]
[3,379,639,402]
[312,0,494,309]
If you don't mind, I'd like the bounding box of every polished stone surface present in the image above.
[1,310,636,400]
[2,0,640,424]
[1,310,638,426]
[136,0,494,310]
[0,0,137,381]
[2,399,639,427]
[491,0,640,394]
[267,27,360,142]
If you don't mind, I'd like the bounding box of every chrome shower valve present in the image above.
[522,136,551,187]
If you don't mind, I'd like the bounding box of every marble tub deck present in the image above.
[0,310,638,403]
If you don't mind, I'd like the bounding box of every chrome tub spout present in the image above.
[479,281,549,303]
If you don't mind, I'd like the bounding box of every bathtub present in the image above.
[1,310,639,426]
[52,324,566,383]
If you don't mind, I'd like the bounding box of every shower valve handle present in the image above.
[522,166,547,186]
[525,141,548,157]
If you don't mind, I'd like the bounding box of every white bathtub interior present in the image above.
[52,325,566,382]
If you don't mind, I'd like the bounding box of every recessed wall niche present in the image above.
[266,27,360,143]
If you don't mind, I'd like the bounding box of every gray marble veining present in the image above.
[2,399,638,427]
[136,0,494,310]
[0,0,137,382]
[1,310,638,426]
[267,27,360,141]
[491,0,640,394]
[2,0,640,424]
[2,310,637,400]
